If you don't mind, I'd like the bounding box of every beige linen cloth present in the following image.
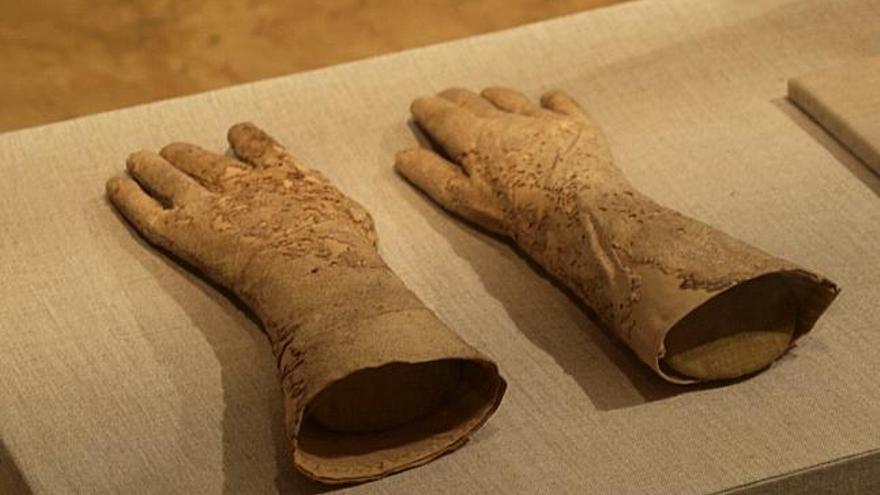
[1,0,879,493]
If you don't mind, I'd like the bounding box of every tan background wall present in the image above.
[0,0,626,132]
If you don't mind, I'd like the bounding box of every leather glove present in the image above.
[396,87,838,383]
[107,122,505,484]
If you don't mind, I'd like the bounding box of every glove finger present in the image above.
[126,151,208,206]
[481,87,547,117]
[540,90,593,123]
[106,175,167,244]
[395,148,505,235]
[410,96,481,160]
[227,122,308,175]
[438,88,501,118]
[160,142,248,189]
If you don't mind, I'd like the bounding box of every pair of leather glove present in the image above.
[107,87,837,484]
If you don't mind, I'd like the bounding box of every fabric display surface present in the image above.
[1,0,879,493]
